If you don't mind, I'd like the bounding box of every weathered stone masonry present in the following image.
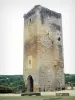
[23,5,65,92]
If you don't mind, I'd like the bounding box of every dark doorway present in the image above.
[27,75,33,92]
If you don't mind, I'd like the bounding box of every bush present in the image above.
[0,85,13,93]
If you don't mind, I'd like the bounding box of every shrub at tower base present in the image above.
[0,85,14,93]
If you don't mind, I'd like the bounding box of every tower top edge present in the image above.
[23,5,61,19]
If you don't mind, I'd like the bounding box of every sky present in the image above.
[0,0,75,75]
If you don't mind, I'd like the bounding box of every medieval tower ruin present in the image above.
[23,5,65,92]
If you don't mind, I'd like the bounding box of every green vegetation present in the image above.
[0,75,25,93]
[65,74,75,86]
[0,96,75,100]
[0,74,75,93]
[0,85,13,93]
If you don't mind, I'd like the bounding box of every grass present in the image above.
[0,96,75,100]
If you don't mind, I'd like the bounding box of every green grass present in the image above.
[0,96,75,100]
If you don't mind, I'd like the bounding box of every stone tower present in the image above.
[23,5,65,92]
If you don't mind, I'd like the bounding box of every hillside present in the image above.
[0,74,75,93]
[0,75,25,93]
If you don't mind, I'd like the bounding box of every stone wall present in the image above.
[23,5,65,92]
